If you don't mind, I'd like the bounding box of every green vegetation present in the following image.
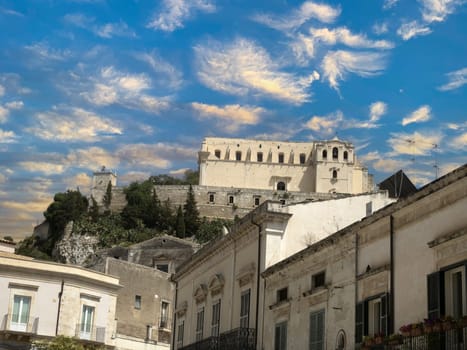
[17,170,230,261]
[32,335,104,350]
[3,235,13,241]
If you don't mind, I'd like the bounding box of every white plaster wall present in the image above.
[393,195,467,330]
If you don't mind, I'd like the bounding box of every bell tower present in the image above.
[91,166,117,205]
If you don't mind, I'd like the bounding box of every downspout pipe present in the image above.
[251,219,262,348]
[56,279,64,335]
[172,280,179,348]
[389,215,395,335]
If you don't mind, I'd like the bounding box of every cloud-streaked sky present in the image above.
[0,0,466,239]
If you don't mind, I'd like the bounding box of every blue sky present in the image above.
[0,0,466,239]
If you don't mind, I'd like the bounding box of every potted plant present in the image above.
[424,318,434,333]
[399,324,411,337]
[433,318,443,332]
[442,316,454,331]
[410,322,423,337]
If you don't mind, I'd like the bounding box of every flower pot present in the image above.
[424,325,433,333]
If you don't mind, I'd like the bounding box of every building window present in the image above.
[366,202,372,217]
[135,295,141,309]
[275,321,287,350]
[209,193,215,203]
[229,195,234,204]
[332,170,338,179]
[299,153,306,164]
[211,300,221,337]
[80,305,95,340]
[278,153,284,163]
[156,263,169,273]
[196,307,204,341]
[277,287,288,302]
[312,271,326,290]
[322,150,327,159]
[240,289,250,328]
[254,196,260,206]
[177,321,184,348]
[343,151,348,161]
[355,293,388,343]
[214,150,221,159]
[160,301,169,328]
[309,310,325,350]
[257,152,263,162]
[236,151,242,161]
[277,181,286,191]
[332,147,338,160]
[428,263,466,320]
[10,295,31,332]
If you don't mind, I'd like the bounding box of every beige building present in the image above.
[261,163,467,350]
[172,191,394,349]
[198,137,372,194]
[0,253,120,349]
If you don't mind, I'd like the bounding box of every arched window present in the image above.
[278,153,284,163]
[332,147,338,160]
[343,151,348,161]
[277,181,286,191]
[322,150,327,159]
[299,153,306,164]
[214,150,221,159]
[229,196,234,204]
[332,170,338,179]
[235,151,242,161]
[336,330,346,350]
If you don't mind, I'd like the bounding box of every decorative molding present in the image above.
[236,263,255,287]
[193,284,208,304]
[8,283,39,291]
[175,301,188,317]
[208,274,225,296]
[80,293,101,302]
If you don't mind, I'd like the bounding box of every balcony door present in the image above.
[11,295,31,332]
[80,305,95,340]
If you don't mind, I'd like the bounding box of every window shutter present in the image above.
[281,323,287,350]
[427,272,442,320]
[310,310,325,350]
[380,293,389,336]
[355,302,363,343]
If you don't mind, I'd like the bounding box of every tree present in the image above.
[183,185,200,237]
[196,218,231,243]
[3,235,13,241]
[175,206,186,238]
[33,335,105,349]
[89,196,99,222]
[102,181,112,210]
[184,169,199,185]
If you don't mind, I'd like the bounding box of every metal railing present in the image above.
[179,327,256,350]
[362,325,467,350]
[75,323,106,343]
[0,314,39,334]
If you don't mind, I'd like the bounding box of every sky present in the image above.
[0,0,466,239]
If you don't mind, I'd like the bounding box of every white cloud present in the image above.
[4,101,23,110]
[373,158,410,173]
[383,0,400,9]
[27,107,122,142]
[64,14,135,38]
[147,0,215,32]
[24,42,71,61]
[192,102,264,132]
[18,162,66,175]
[135,51,183,90]
[253,1,341,32]
[359,151,381,163]
[81,66,170,113]
[321,50,387,91]
[397,21,432,40]
[420,0,465,23]
[373,22,389,35]
[439,162,463,176]
[0,84,4,96]
[66,172,92,192]
[369,101,387,122]
[195,38,319,104]
[438,67,467,91]
[67,147,119,171]
[0,106,8,123]
[119,171,151,184]
[450,132,467,149]
[0,7,25,17]
[0,173,6,184]
[402,105,431,126]
[388,131,441,155]
[309,27,394,49]
[347,101,388,129]
[305,110,344,135]
[0,129,17,143]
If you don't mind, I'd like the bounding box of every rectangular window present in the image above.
[277,287,288,302]
[80,305,95,340]
[312,271,326,290]
[309,310,325,350]
[229,195,234,204]
[11,295,31,332]
[177,321,184,348]
[368,298,382,336]
[444,266,466,318]
[195,307,204,341]
[160,301,169,328]
[278,153,284,163]
[275,321,287,350]
[355,294,389,343]
[240,289,250,328]
[366,202,373,216]
[236,151,242,161]
[214,150,221,159]
[135,295,141,309]
[209,193,215,203]
[257,152,263,162]
[211,300,221,337]
[300,153,306,164]
[156,263,169,273]
[254,196,260,206]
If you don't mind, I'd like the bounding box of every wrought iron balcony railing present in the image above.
[75,323,106,343]
[0,314,39,334]
[179,327,256,350]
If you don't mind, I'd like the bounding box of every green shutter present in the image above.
[427,272,442,320]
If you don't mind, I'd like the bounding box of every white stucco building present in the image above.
[0,253,120,349]
[198,137,372,195]
[172,191,394,349]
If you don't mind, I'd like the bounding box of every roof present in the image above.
[0,239,16,246]
[262,163,467,278]
[378,170,417,198]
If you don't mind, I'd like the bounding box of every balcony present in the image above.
[75,323,106,343]
[362,325,467,350]
[179,328,256,350]
[158,316,172,344]
[0,314,39,334]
